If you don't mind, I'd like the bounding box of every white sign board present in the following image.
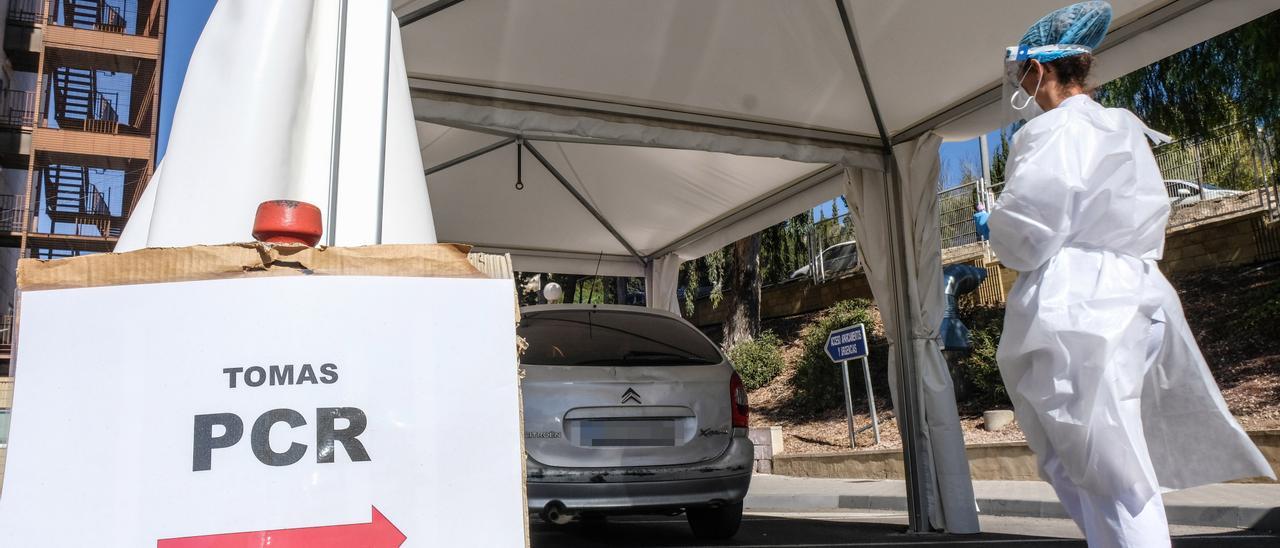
[0,276,526,547]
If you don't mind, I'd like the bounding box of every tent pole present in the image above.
[325,0,349,246]
[835,0,930,533]
[399,0,467,28]
[424,137,517,176]
[374,0,394,244]
[523,142,646,265]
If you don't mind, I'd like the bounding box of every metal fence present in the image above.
[1154,122,1279,228]
[804,212,857,283]
[794,123,1280,287]
[938,178,999,250]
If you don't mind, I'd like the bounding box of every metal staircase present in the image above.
[61,0,126,33]
[42,164,123,237]
[51,66,119,134]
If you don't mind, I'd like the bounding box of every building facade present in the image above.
[0,0,167,474]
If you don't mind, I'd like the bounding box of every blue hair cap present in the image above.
[1020,1,1113,62]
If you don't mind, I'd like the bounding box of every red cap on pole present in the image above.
[253,200,323,246]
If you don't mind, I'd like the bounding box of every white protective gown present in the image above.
[989,95,1274,518]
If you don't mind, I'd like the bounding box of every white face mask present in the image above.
[1009,64,1045,120]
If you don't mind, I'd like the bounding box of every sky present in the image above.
[157,0,217,160]
[157,1,1000,212]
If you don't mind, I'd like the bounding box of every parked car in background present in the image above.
[518,304,753,539]
[1165,179,1247,205]
[790,240,860,280]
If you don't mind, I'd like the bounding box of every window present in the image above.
[519,309,722,366]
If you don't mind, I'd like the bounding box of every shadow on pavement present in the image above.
[530,514,1280,548]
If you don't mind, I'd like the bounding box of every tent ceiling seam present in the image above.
[890,0,1214,144]
[423,137,516,176]
[648,163,844,259]
[407,78,885,150]
[522,141,646,264]
[398,0,466,28]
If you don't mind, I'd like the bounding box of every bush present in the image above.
[727,332,785,390]
[954,304,1011,409]
[789,299,887,414]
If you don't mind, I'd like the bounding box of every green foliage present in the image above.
[1095,12,1278,139]
[683,211,818,315]
[727,331,785,390]
[954,304,1011,409]
[1095,12,1279,172]
[682,248,729,315]
[990,129,1012,186]
[788,299,886,413]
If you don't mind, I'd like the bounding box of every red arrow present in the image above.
[157,506,406,548]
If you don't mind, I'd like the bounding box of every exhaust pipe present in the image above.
[540,500,574,525]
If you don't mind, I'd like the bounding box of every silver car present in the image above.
[518,304,753,539]
[1165,179,1247,204]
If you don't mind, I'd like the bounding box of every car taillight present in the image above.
[730,371,749,428]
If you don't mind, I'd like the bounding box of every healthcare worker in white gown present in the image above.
[989,2,1274,547]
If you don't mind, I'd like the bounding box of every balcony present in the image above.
[6,0,46,25]
[0,91,38,129]
[0,315,12,358]
[0,195,33,234]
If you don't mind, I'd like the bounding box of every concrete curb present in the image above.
[745,492,1280,530]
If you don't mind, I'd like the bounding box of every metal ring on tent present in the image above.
[515,136,525,190]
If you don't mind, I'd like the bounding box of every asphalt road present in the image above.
[530,510,1280,547]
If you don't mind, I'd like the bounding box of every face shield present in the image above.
[1002,44,1092,129]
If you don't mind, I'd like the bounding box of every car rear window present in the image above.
[519,309,722,366]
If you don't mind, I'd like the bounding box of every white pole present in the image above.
[863,356,880,445]
[373,0,393,244]
[841,359,857,448]
[325,0,349,246]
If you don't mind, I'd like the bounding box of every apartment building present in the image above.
[0,0,167,480]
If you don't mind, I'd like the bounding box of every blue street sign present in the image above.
[825,324,868,362]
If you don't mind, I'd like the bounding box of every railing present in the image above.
[96,3,126,33]
[85,90,121,134]
[6,0,47,24]
[0,195,32,232]
[0,90,38,128]
[938,178,998,250]
[48,0,139,36]
[803,212,857,284]
[1155,122,1278,228]
[0,315,12,354]
[45,84,122,134]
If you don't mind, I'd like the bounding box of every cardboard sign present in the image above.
[0,274,526,547]
[825,323,868,362]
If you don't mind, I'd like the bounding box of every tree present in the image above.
[989,127,1013,187]
[1095,12,1278,165]
[722,234,761,349]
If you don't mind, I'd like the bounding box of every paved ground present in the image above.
[530,510,1280,547]
[746,475,1280,530]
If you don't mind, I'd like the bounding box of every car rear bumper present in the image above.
[526,435,753,513]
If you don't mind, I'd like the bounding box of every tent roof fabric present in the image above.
[394,0,1277,274]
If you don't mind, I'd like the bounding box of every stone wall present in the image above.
[685,273,873,327]
[774,431,1279,483]
[748,426,784,474]
[1160,211,1279,274]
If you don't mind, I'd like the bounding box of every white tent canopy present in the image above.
[396,0,1276,275]
[390,0,1277,533]
[118,0,1279,535]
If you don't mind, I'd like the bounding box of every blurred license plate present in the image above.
[581,419,676,447]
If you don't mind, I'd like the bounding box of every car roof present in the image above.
[520,303,685,321]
